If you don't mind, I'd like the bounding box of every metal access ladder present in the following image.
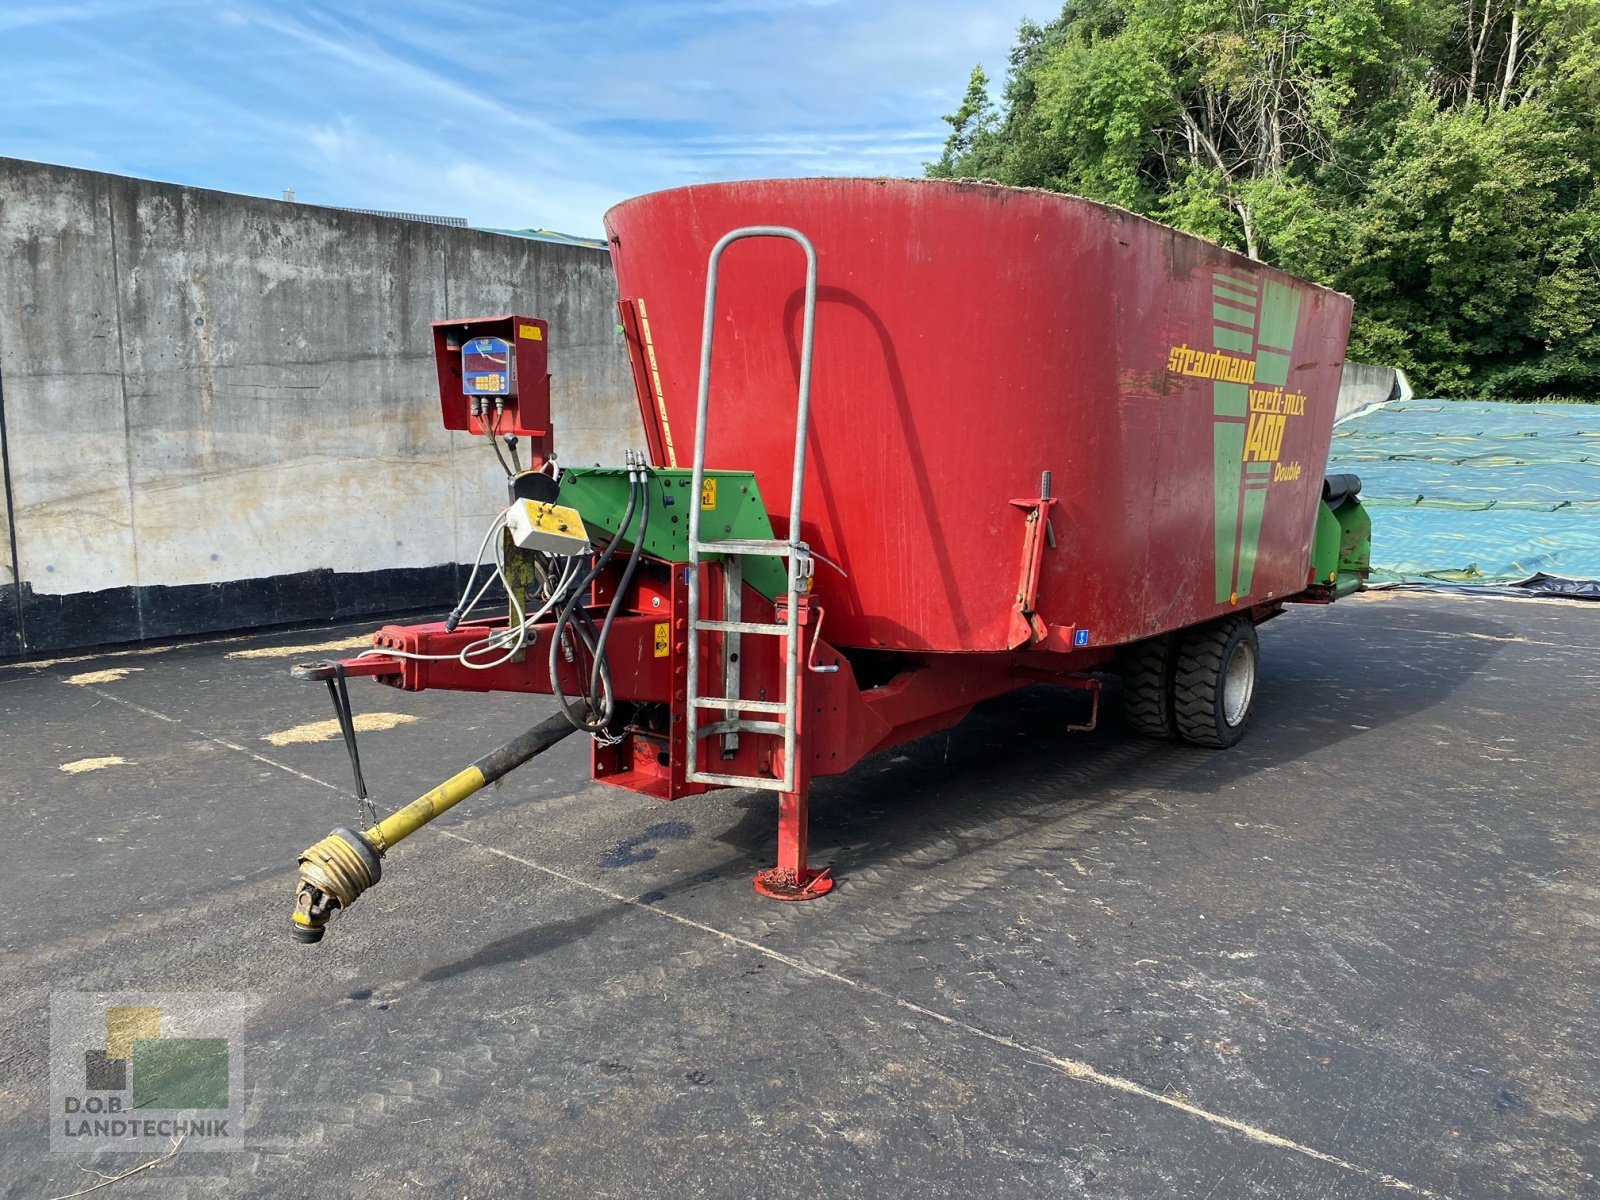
[684,227,818,794]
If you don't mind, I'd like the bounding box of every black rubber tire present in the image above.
[1117,637,1177,739]
[1173,617,1259,749]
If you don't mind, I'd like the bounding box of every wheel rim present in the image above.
[1222,638,1256,727]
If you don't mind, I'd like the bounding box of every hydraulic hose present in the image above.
[587,467,651,709]
[549,465,642,732]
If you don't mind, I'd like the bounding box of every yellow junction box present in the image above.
[506,500,592,556]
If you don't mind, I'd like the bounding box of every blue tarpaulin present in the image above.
[1327,398,1600,587]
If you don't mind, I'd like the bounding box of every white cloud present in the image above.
[0,0,1037,232]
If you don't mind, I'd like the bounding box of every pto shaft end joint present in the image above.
[291,827,382,943]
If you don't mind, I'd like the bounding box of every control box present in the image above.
[431,314,553,463]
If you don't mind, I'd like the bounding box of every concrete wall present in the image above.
[1336,361,1410,424]
[0,158,640,657]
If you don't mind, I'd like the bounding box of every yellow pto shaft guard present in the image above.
[291,711,579,943]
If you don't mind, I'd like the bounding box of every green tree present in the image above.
[1339,100,1598,393]
[929,0,1600,398]
[928,66,1000,178]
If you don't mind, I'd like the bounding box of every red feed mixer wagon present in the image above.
[288,178,1372,943]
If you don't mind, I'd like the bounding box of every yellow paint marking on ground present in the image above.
[226,636,373,661]
[65,667,145,686]
[59,756,130,774]
[262,712,417,746]
[1,643,181,672]
[2,625,374,673]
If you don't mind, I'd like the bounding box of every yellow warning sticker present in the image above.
[518,323,543,341]
[700,478,717,510]
[653,622,670,658]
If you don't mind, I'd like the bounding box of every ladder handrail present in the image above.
[688,226,818,549]
[685,226,819,793]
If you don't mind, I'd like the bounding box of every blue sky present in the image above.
[0,1,1038,235]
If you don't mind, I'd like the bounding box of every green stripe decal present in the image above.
[1214,420,1245,602]
[1254,350,1291,387]
[1213,284,1257,308]
[1213,301,1255,327]
[1213,325,1254,353]
[1256,281,1301,350]
[1236,484,1269,596]
[1213,381,1248,418]
[1205,269,1302,606]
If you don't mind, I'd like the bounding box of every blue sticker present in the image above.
[1073,629,1091,647]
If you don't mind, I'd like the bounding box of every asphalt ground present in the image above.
[0,591,1596,1199]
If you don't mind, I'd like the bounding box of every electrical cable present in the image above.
[445,511,509,632]
[548,459,642,732]
[548,479,636,731]
[357,555,580,671]
[356,451,652,734]
[487,405,513,477]
[358,505,582,671]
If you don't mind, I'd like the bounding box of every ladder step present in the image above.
[687,769,789,792]
[693,538,792,557]
[692,618,788,635]
[690,696,788,713]
[695,719,786,738]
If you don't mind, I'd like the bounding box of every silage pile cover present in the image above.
[1327,398,1600,587]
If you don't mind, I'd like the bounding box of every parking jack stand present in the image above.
[753,788,833,900]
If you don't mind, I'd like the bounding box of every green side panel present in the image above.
[1311,501,1343,585]
[1257,281,1302,351]
[1214,273,1259,295]
[1213,421,1245,602]
[1236,483,1268,596]
[1336,498,1373,582]
[1213,325,1255,353]
[558,467,789,600]
[1254,349,1291,387]
[1310,498,1373,598]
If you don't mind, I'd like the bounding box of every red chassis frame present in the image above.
[315,556,1120,899]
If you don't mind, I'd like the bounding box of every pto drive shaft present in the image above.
[291,712,579,943]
